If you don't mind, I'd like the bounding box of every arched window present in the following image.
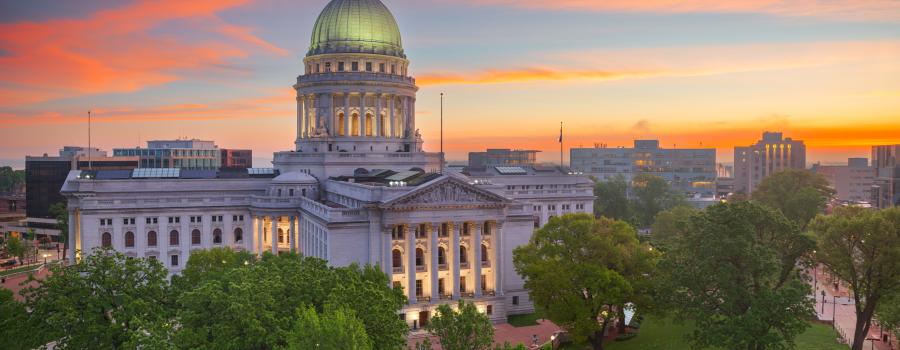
[234,228,243,243]
[415,248,424,267]
[459,246,468,264]
[351,113,360,136]
[213,228,222,244]
[278,228,284,243]
[365,113,373,136]
[101,232,112,248]
[191,229,201,245]
[482,244,489,262]
[169,230,179,245]
[125,232,135,248]
[147,231,157,247]
[438,247,446,265]
[392,249,402,268]
[338,113,346,136]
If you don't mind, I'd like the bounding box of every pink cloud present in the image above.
[0,0,287,107]
[460,0,900,20]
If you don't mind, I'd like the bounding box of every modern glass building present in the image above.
[114,139,222,170]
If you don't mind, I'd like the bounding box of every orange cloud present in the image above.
[0,0,286,107]
[418,40,900,86]
[462,0,900,20]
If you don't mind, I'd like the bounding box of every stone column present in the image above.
[225,214,234,249]
[375,93,382,138]
[202,215,213,250]
[389,96,396,138]
[383,226,392,278]
[344,92,351,137]
[410,97,416,134]
[289,215,296,253]
[296,95,302,141]
[270,216,278,255]
[301,95,308,139]
[67,210,76,263]
[180,216,189,268]
[474,222,483,297]
[359,91,366,137]
[406,225,417,304]
[495,221,503,294]
[256,216,264,257]
[137,216,146,258]
[452,222,461,299]
[430,222,439,301]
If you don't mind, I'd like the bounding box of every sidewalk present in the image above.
[810,265,897,350]
[407,318,561,349]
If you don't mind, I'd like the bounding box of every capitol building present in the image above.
[62,0,594,326]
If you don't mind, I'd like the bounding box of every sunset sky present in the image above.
[1,0,899,168]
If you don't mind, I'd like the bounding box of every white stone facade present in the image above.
[61,0,595,327]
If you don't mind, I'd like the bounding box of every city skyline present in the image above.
[1,0,899,168]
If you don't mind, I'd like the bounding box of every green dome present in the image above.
[308,0,405,58]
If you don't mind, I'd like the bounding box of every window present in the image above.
[391,64,396,74]
[234,228,243,243]
[325,62,331,72]
[213,229,222,244]
[170,230,179,245]
[171,254,179,267]
[125,232,135,248]
[101,232,112,247]
[416,224,428,239]
[337,62,344,71]
[460,276,467,292]
[233,215,244,222]
[379,63,385,72]
[483,222,491,236]
[100,218,112,226]
[147,231,157,247]
[512,296,519,305]
[168,216,180,224]
[392,249,402,269]
[415,248,424,267]
[149,255,157,262]
[438,247,446,265]
[146,217,158,224]
[289,189,294,197]
[440,223,449,237]
[481,274,487,291]
[212,215,223,222]
[278,228,284,243]
[462,223,470,236]
[123,218,135,225]
[392,226,405,240]
[415,279,423,297]
[365,62,372,72]
[459,246,468,264]
[481,245,488,262]
[486,305,493,315]
[316,63,320,72]
[438,278,445,294]
[277,189,282,197]
[351,62,358,71]
[191,229,201,245]
[190,216,202,223]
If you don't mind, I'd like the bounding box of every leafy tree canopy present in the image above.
[660,202,814,350]
[425,300,495,350]
[753,169,835,229]
[593,174,630,221]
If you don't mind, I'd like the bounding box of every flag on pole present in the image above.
[559,122,563,143]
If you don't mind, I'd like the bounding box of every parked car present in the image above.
[1,259,17,267]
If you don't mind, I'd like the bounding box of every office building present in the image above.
[114,139,222,170]
[570,140,716,195]
[221,149,253,170]
[468,149,540,168]
[871,145,900,208]
[733,132,806,194]
[812,158,874,203]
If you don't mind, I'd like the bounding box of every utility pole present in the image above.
[88,110,92,170]
[440,92,444,175]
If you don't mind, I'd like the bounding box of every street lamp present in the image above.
[42,253,49,265]
[832,296,838,330]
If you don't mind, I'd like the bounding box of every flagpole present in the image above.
[440,92,444,175]
[88,110,92,170]
[559,122,563,169]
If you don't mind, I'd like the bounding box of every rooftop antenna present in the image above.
[559,122,563,169]
[88,110,92,170]
[440,92,444,175]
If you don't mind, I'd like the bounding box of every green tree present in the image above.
[514,214,632,350]
[876,291,900,346]
[753,169,834,229]
[327,263,409,350]
[21,248,172,349]
[649,205,696,248]
[6,235,24,262]
[425,300,494,350]
[593,175,630,221]
[282,305,372,350]
[0,166,25,193]
[49,202,68,253]
[660,202,814,350]
[811,206,900,350]
[629,174,687,228]
[0,289,40,350]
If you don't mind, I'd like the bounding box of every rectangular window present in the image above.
[366,62,372,72]
[351,62,358,71]
[416,280,423,297]
[337,62,344,71]
[512,296,519,305]
[379,63,385,72]
[149,255,157,262]
[481,275,487,291]
[438,278,445,294]
[325,62,331,72]
[486,305,493,315]
[171,255,179,266]
[391,64,396,74]
[460,276,467,292]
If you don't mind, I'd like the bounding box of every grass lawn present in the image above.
[508,305,546,327]
[0,264,41,277]
[551,317,847,350]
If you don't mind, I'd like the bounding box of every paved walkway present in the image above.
[408,318,561,349]
[810,265,897,350]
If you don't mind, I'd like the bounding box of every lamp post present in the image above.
[821,290,826,314]
[42,253,49,265]
[833,295,838,330]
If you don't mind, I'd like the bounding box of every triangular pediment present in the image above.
[382,176,509,209]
